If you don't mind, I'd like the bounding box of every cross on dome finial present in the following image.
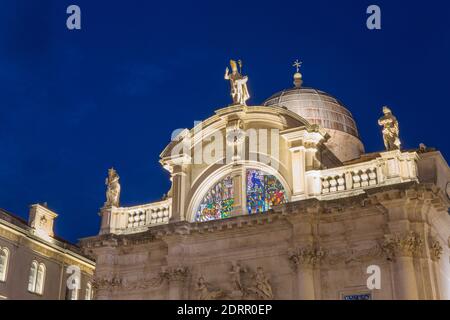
[292,59,303,88]
[293,59,302,73]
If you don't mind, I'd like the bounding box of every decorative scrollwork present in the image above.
[288,246,325,270]
[429,238,443,261]
[381,231,424,260]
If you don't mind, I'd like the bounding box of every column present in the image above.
[305,147,317,171]
[171,164,189,221]
[168,278,185,300]
[296,266,316,300]
[392,255,418,300]
[382,199,421,299]
[231,167,246,216]
[289,146,306,200]
[289,246,321,300]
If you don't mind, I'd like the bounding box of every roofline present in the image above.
[0,208,95,265]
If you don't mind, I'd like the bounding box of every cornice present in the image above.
[0,220,95,270]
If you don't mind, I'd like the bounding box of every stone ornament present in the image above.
[224,59,250,105]
[244,267,274,300]
[288,246,325,269]
[93,274,122,291]
[195,276,225,300]
[327,245,384,266]
[381,231,424,260]
[120,276,165,290]
[192,263,275,300]
[229,261,247,292]
[104,266,192,292]
[105,167,121,207]
[378,106,401,151]
[429,238,443,261]
[226,119,246,162]
[160,266,190,283]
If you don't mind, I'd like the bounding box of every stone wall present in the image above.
[82,183,450,300]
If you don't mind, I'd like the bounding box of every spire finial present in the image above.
[292,59,303,88]
[293,59,302,73]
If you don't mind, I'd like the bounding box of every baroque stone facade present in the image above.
[80,67,450,300]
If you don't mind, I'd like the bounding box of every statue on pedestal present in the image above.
[378,106,401,151]
[224,59,250,105]
[105,168,121,207]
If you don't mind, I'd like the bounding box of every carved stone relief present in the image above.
[381,231,424,260]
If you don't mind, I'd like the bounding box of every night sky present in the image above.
[0,0,448,243]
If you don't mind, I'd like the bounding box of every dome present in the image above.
[263,87,359,137]
[263,85,364,162]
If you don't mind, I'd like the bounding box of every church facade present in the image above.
[80,61,450,300]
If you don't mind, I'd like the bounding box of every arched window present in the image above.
[35,263,46,294]
[85,282,93,300]
[28,261,38,292]
[0,247,9,282]
[28,261,46,294]
[195,176,234,222]
[194,169,287,222]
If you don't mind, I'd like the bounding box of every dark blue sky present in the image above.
[0,0,448,243]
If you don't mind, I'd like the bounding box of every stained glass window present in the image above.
[195,176,234,222]
[246,169,287,214]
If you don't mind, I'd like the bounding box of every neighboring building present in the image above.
[80,63,450,300]
[0,204,95,300]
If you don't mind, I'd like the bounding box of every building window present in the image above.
[246,169,287,214]
[28,261,46,295]
[195,176,234,222]
[0,247,9,282]
[85,282,93,300]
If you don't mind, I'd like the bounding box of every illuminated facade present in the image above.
[0,205,95,300]
[80,65,450,300]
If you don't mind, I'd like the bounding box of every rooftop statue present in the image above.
[105,168,121,207]
[378,106,401,151]
[224,59,250,105]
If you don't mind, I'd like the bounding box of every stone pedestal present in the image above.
[99,207,114,235]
